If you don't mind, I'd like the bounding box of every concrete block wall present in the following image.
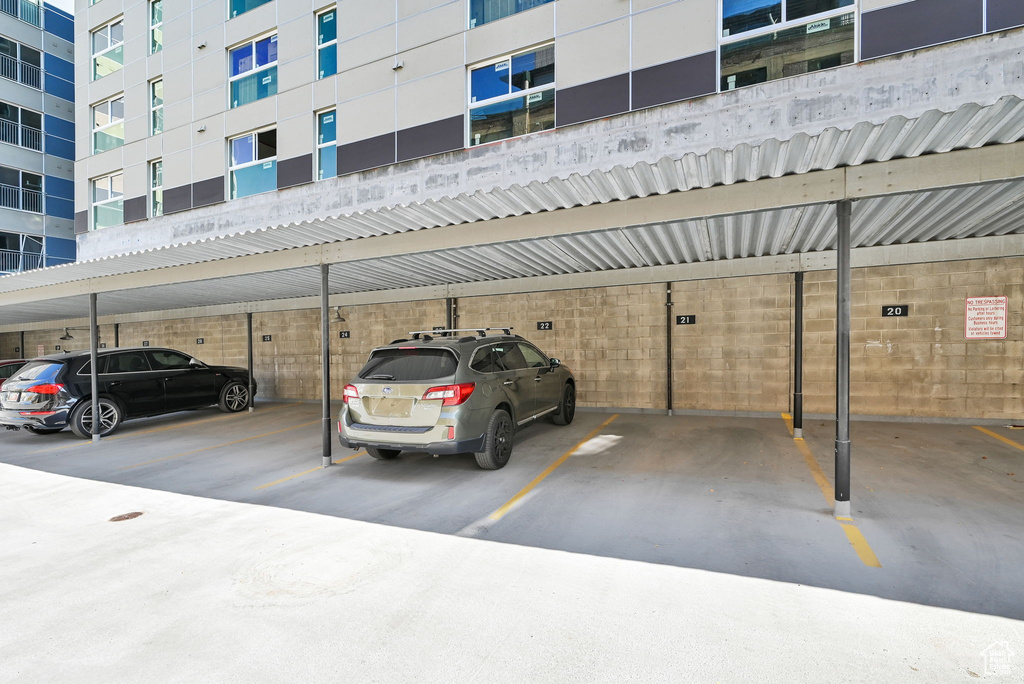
[116,314,249,365]
[803,257,1023,420]
[0,326,117,358]
[671,274,793,413]
[456,284,668,410]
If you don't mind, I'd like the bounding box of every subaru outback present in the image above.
[338,328,576,469]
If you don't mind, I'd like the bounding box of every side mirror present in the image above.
[189,358,205,369]
[549,358,561,369]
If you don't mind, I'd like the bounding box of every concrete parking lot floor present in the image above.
[1,402,1023,680]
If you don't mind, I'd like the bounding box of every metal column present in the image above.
[114,322,119,348]
[666,283,673,416]
[246,313,254,413]
[19,330,24,356]
[834,200,852,518]
[793,272,804,439]
[446,297,456,330]
[320,264,332,467]
[89,293,100,443]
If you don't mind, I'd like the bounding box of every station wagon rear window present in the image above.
[358,348,458,382]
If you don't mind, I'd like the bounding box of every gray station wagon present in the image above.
[338,328,576,469]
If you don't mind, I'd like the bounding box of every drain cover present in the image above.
[109,512,144,522]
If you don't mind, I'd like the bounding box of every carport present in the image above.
[2,104,1024,520]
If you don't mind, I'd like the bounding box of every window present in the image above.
[1,0,42,27]
[229,129,277,199]
[0,165,43,213]
[93,95,125,153]
[150,160,163,217]
[358,349,459,382]
[105,351,151,373]
[92,19,124,80]
[317,110,336,180]
[230,0,272,19]
[0,102,42,151]
[469,0,554,28]
[317,8,337,79]
[517,343,548,368]
[150,79,163,134]
[0,37,42,88]
[92,172,124,230]
[469,45,555,147]
[0,232,43,274]
[229,34,278,108]
[720,1,855,91]
[147,350,193,370]
[150,0,163,54]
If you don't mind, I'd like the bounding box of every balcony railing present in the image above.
[0,0,42,27]
[0,119,42,151]
[0,248,43,274]
[0,53,42,89]
[0,183,42,213]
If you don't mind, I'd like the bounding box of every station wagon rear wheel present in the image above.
[218,381,249,413]
[367,447,400,460]
[475,409,513,470]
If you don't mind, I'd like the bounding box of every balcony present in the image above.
[0,53,41,89]
[0,119,42,151]
[0,248,43,274]
[0,183,42,213]
[0,0,42,27]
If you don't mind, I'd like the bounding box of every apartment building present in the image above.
[0,0,75,274]
[0,0,1017,423]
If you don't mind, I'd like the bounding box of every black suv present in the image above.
[0,348,256,438]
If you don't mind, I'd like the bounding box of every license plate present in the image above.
[365,397,414,418]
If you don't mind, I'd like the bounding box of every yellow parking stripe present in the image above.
[121,419,320,470]
[29,402,303,455]
[254,451,366,490]
[973,426,1024,453]
[839,522,883,568]
[781,412,794,437]
[488,414,619,522]
[781,416,881,568]
[793,437,836,507]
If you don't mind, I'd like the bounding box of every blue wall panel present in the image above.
[44,75,74,102]
[45,236,77,260]
[44,114,74,142]
[45,175,74,198]
[45,196,74,220]
[43,7,75,42]
[44,135,74,160]
[44,53,74,82]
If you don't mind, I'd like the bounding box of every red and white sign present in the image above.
[965,296,1008,340]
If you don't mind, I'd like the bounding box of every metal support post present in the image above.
[89,293,100,443]
[446,297,455,330]
[834,200,852,518]
[793,271,804,439]
[114,322,119,348]
[19,330,24,357]
[320,264,332,467]
[246,313,254,413]
[666,283,673,416]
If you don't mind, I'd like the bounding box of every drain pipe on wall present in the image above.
[246,312,254,413]
[793,271,804,438]
[89,293,99,443]
[666,283,673,416]
[446,296,456,330]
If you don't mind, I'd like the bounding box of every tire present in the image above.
[551,383,576,426]
[26,426,63,435]
[218,381,250,413]
[69,398,123,438]
[367,446,400,460]
[475,409,514,470]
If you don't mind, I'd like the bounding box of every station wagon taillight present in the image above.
[422,382,475,406]
[343,384,359,403]
[26,384,63,395]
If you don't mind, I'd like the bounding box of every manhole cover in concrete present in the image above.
[109,512,144,522]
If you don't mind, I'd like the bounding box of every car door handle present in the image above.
[503,381,515,386]
[534,376,542,382]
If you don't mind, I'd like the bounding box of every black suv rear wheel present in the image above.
[475,409,513,470]
[69,398,123,438]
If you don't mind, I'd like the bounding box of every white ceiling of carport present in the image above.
[2,96,1024,299]
[2,179,1022,327]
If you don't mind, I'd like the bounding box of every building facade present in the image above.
[2,0,1013,420]
[0,0,75,274]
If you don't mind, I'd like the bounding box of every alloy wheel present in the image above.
[225,384,249,411]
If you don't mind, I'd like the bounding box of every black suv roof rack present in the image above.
[408,327,513,340]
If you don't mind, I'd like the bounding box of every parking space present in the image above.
[2,402,1022,619]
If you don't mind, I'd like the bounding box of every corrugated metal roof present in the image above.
[2,96,1024,299]
[1,179,1021,326]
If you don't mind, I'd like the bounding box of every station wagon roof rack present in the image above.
[408,327,513,340]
